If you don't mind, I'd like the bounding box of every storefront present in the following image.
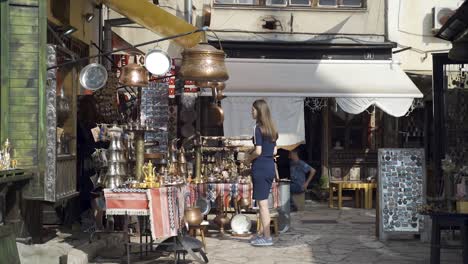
[211,43,423,187]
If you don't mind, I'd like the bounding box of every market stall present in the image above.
[43,6,292,259]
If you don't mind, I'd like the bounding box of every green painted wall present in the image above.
[1,0,47,199]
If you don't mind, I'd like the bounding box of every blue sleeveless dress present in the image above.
[251,125,276,201]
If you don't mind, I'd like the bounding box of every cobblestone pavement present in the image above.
[31,201,461,264]
[198,201,462,264]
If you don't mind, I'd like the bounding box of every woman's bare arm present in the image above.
[246,146,262,164]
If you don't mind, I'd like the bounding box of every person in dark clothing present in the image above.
[276,148,291,179]
[77,96,108,214]
[246,99,278,247]
[289,147,316,210]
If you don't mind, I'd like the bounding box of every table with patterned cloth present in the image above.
[104,186,186,239]
[187,182,280,209]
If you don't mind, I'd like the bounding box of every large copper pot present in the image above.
[179,43,229,82]
[119,63,149,87]
[185,207,203,226]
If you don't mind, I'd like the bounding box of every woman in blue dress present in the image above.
[247,99,278,247]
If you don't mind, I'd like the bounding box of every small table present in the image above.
[329,181,377,209]
[429,212,468,264]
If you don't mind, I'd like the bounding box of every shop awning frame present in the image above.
[99,0,202,48]
[220,58,423,99]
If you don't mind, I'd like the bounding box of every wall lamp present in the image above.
[83,13,95,23]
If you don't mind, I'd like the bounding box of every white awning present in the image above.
[221,58,423,117]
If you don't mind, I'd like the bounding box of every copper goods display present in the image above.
[141,160,160,188]
[207,100,224,127]
[179,43,229,82]
[184,207,203,226]
[199,136,253,184]
[239,196,250,210]
[79,63,108,91]
[119,63,149,87]
[214,195,230,235]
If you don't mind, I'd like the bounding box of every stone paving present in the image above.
[18,201,463,264]
[90,201,463,264]
[199,202,462,264]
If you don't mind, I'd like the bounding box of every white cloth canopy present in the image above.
[335,97,415,117]
[221,97,305,147]
[221,58,423,117]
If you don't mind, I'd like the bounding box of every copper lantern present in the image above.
[179,43,229,82]
[119,63,149,87]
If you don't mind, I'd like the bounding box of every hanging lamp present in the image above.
[145,49,172,76]
[178,43,229,82]
[119,56,149,87]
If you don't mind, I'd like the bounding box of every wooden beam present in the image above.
[100,0,202,48]
[0,0,10,143]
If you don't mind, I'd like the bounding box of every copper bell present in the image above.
[179,43,229,82]
[119,63,149,87]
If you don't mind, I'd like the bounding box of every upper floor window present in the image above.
[318,0,362,7]
[214,0,364,8]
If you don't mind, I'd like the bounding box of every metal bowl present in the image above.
[195,197,211,215]
[79,63,108,91]
[231,214,251,234]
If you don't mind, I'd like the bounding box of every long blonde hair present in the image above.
[253,99,278,142]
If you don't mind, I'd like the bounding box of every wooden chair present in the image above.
[256,210,279,236]
[188,220,209,251]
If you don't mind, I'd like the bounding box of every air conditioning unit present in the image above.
[432,4,459,34]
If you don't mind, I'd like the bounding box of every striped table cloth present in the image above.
[104,186,185,239]
[187,182,279,208]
